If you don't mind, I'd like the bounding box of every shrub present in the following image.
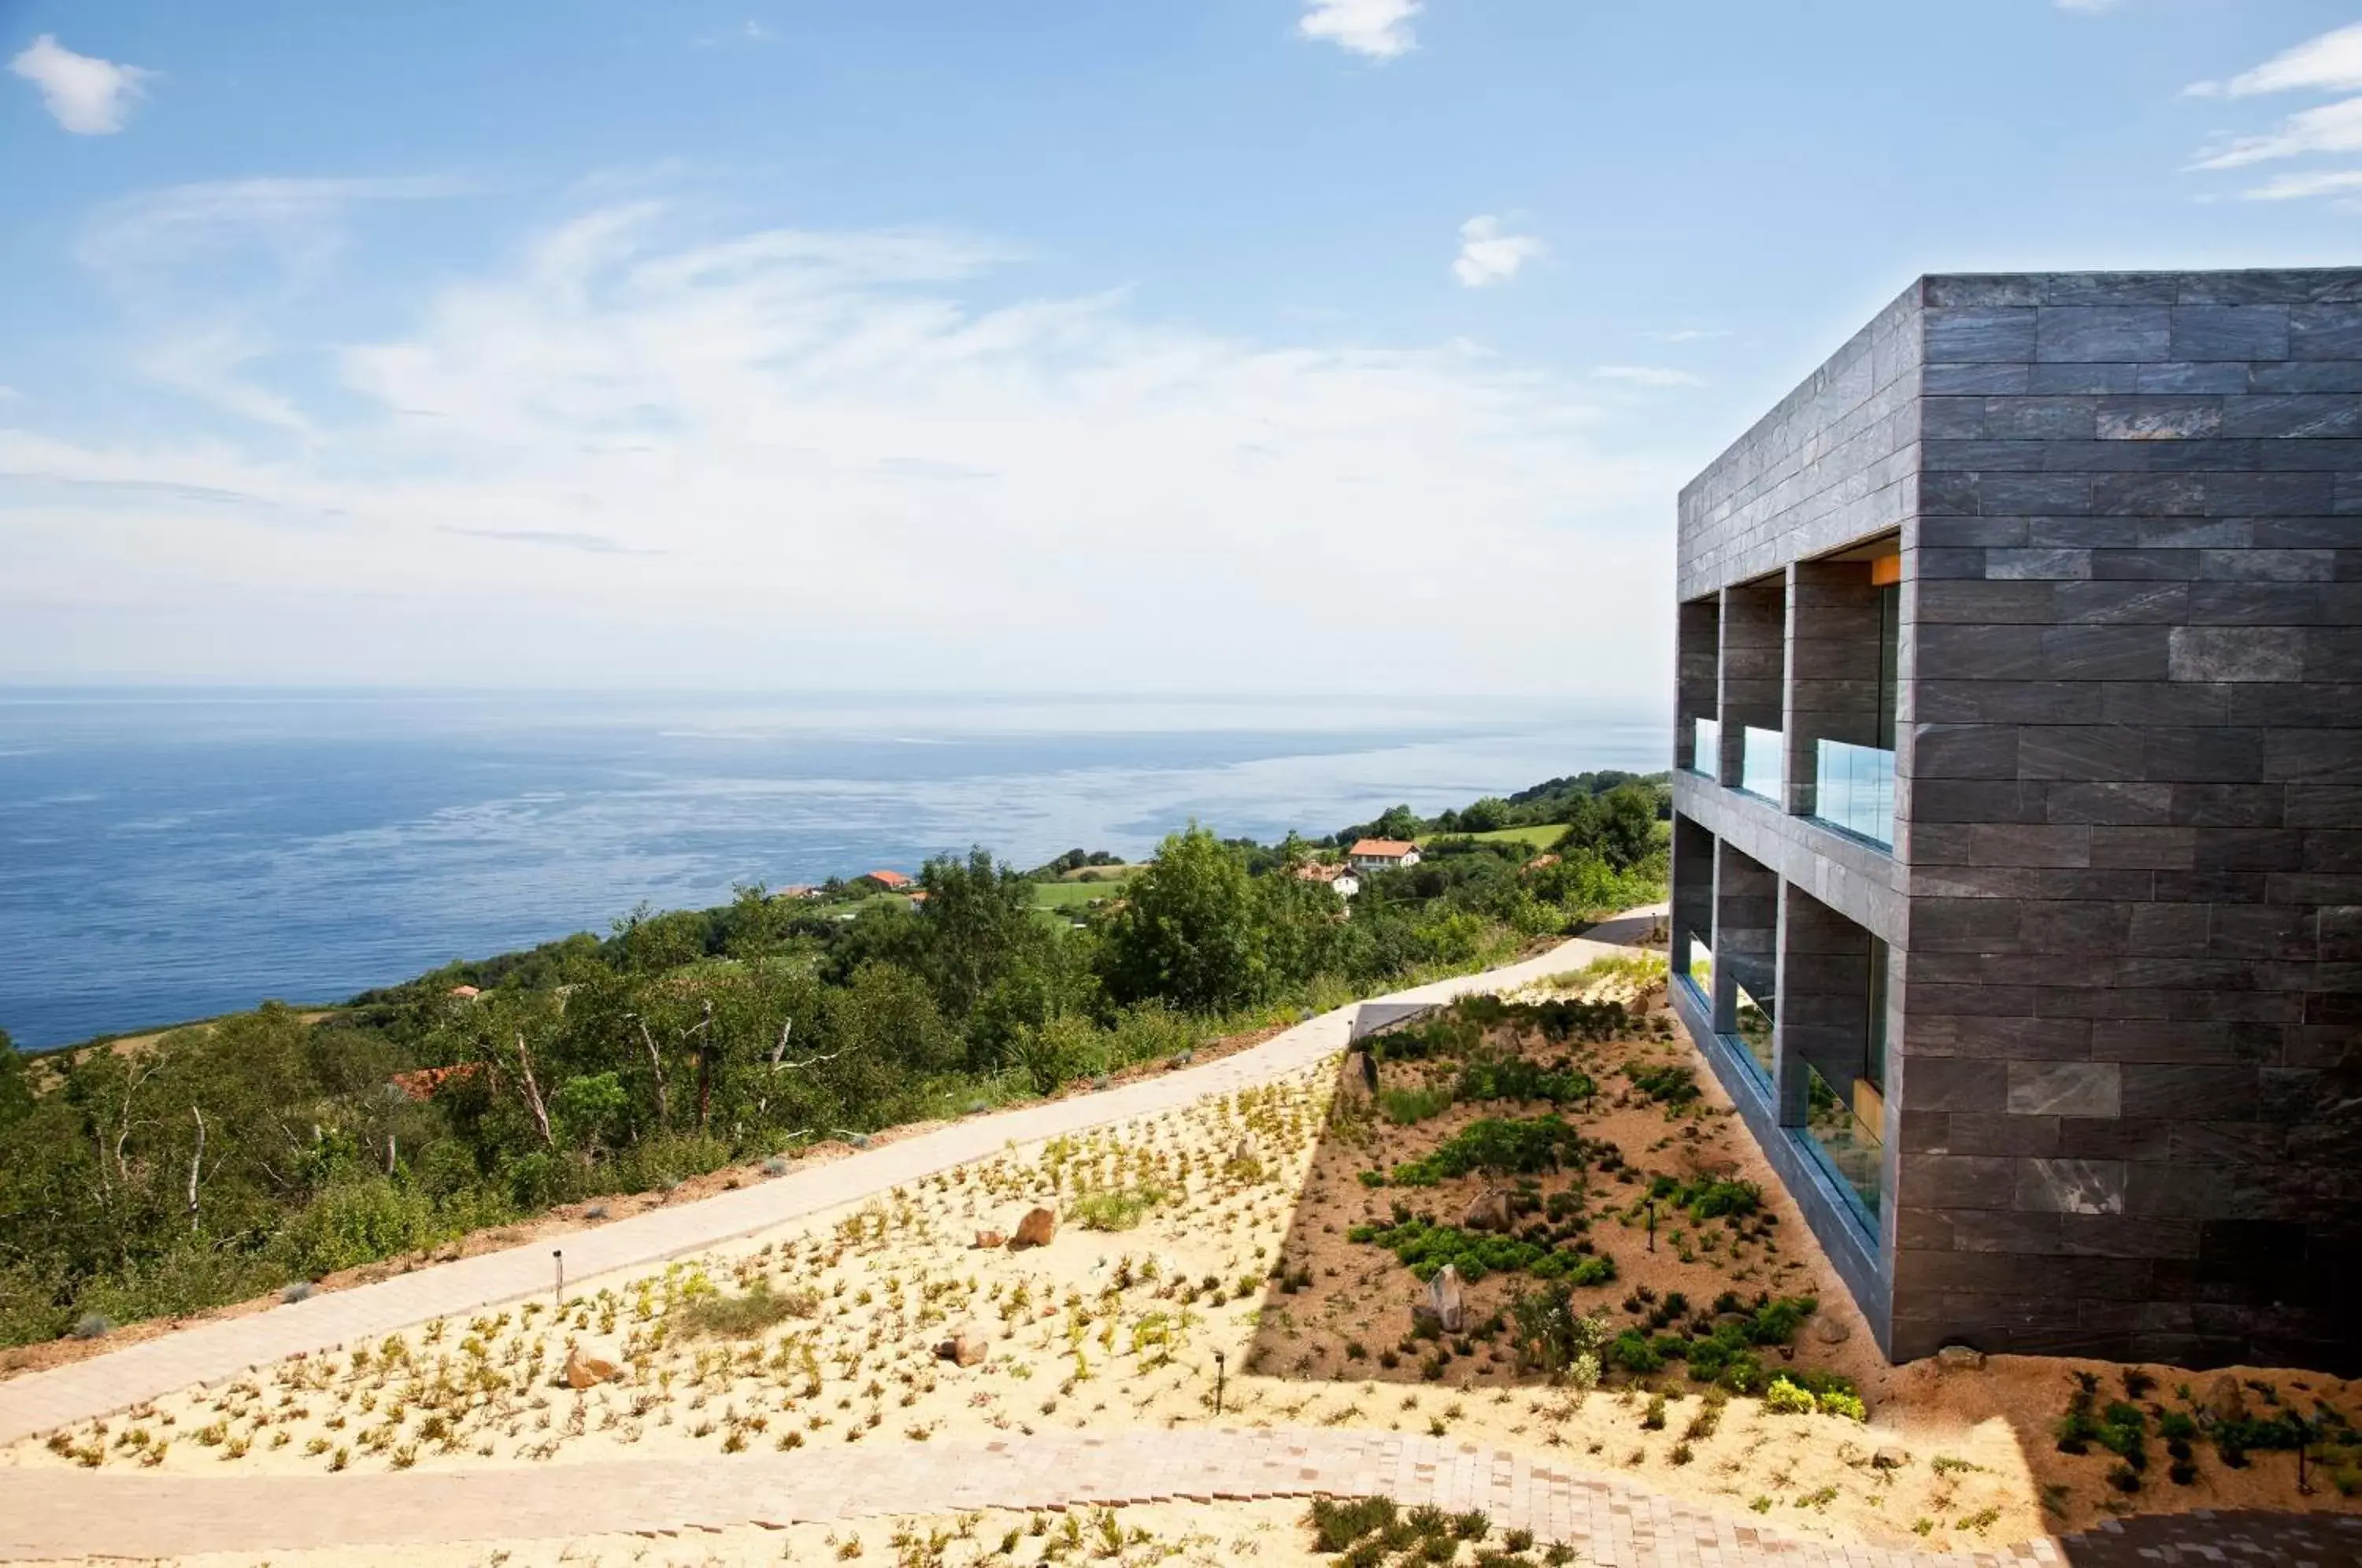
[272,1178,440,1278]
[1763,1378,1816,1415]
[1626,1065,1699,1105]
[1348,1219,1611,1285]
[680,1281,802,1338]
[1817,1389,1868,1422]
[1070,1185,1167,1232]
[1378,1086,1457,1126]
[1508,1285,1609,1382]
[1456,1057,1594,1106]
[1390,1118,1584,1186]
[1307,1496,1398,1553]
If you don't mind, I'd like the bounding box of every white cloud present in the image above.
[2179,24,2362,201]
[2238,168,2362,201]
[1451,216,1544,288]
[0,194,1678,696]
[2188,93,2362,169]
[9,33,154,134]
[2190,20,2362,98]
[69,177,461,433]
[1594,365,1705,388]
[1298,0,1420,60]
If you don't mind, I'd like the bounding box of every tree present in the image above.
[1457,796,1511,834]
[0,1030,31,1130]
[1560,785,1660,871]
[1098,825,1261,1014]
[918,849,1042,1026]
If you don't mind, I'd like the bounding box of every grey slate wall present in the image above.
[1896,270,2362,1371]
[1672,269,2362,1374]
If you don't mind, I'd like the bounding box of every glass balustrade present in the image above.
[1690,716,1721,779]
[1739,727,1783,801]
[1733,981,1775,1081]
[1685,934,1713,1003]
[1804,1063,1884,1223]
[1813,738,1895,848]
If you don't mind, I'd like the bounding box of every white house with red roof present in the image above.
[1346,838,1421,872]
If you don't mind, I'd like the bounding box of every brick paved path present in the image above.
[0,919,1656,1450]
[4,1426,2353,1566]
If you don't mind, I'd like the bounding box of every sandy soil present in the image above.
[10,972,2354,1559]
[13,1498,1321,1568]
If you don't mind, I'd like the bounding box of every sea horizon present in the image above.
[0,688,1667,1051]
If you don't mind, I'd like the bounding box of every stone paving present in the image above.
[4,1426,2354,1566]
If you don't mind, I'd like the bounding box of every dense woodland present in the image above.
[0,773,1668,1348]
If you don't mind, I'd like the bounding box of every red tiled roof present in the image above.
[863,869,914,889]
[1348,838,1417,859]
[391,1063,482,1102]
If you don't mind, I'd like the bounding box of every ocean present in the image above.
[0,691,1666,1051]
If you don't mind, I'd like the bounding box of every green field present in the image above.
[1031,875,1133,911]
[1417,823,1566,851]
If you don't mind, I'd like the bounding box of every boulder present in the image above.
[2206,1375,2248,1426]
[935,1325,987,1367]
[1427,1265,1466,1334]
[1934,1344,1986,1374]
[1871,1448,1908,1471]
[1813,1315,1852,1345]
[1012,1207,1058,1248]
[972,1229,1006,1250]
[1461,1189,1512,1233]
[563,1347,620,1390]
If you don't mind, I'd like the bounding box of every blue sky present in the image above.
[2,1,2356,702]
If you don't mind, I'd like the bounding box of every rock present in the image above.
[1461,1189,1512,1233]
[1871,1448,1908,1471]
[1012,1207,1058,1248]
[972,1229,1006,1250]
[1813,1315,1852,1345]
[1935,1344,1985,1374]
[1231,1134,1261,1166]
[563,1347,620,1390]
[935,1325,987,1367]
[2206,1375,2248,1426]
[1427,1265,1466,1334]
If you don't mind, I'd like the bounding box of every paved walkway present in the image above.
[0,917,1657,1449]
[6,1426,2353,1566]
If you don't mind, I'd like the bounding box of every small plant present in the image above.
[70,1314,110,1341]
[1307,1496,1398,1554]
[281,1281,317,1304]
[1641,1394,1667,1430]
[1763,1378,1815,1416]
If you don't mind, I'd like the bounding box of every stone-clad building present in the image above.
[1668,270,2362,1373]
